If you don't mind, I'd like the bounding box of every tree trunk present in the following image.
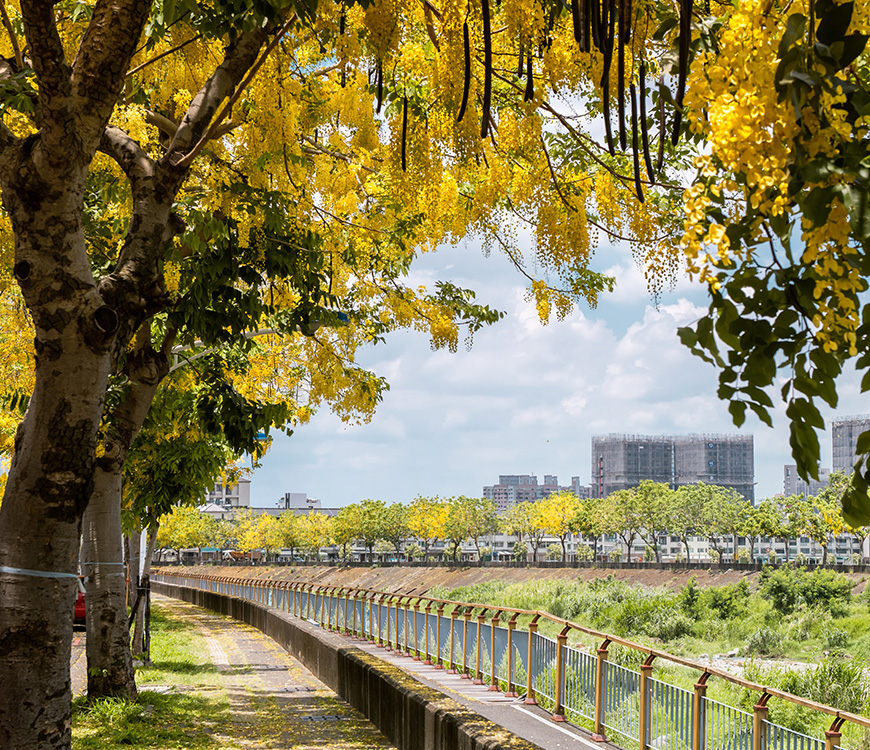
[84,372,164,699]
[82,468,137,700]
[0,174,116,749]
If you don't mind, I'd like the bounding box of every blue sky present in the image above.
[247,234,864,509]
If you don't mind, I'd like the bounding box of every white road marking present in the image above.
[512,705,604,749]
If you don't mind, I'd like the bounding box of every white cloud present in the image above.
[248,239,830,508]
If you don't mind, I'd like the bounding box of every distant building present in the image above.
[591,435,674,498]
[832,415,870,472]
[673,435,755,502]
[482,474,579,511]
[591,433,754,502]
[783,464,830,497]
[206,479,251,513]
[281,492,322,510]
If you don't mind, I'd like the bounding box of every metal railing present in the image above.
[153,572,869,750]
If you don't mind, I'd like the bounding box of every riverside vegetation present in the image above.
[431,567,870,747]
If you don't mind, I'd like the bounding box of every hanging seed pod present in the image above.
[376,62,384,113]
[401,95,408,172]
[584,0,593,52]
[481,0,492,138]
[592,0,604,52]
[600,0,616,155]
[458,22,471,122]
[630,82,644,203]
[571,0,588,52]
[572,0,582,44]
[340,6,346,87]
[657,75,666,173]
[638,61,655,183]
[518,39,524,77]
[524,52,534,101]
[617,0,626,150]
[672,0,691,144]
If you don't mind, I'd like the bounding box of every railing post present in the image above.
[489,611,501,692]
[504,613,519,697]
[639,655,656,750]
[552,625,571,722]
[525,615,541,705]
[474,608,489,684]
[752,693,771,750]
[693,672,710,750]
[461,608,473,679]
[826,718,845,750]
[592,637,611,741]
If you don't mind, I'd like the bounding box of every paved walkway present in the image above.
[72,596,625,750]
[349,637,618,750]
[73,596,397,750]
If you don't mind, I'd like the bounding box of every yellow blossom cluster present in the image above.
[682,0,867,352]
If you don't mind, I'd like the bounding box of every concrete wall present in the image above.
[153,581,538,750]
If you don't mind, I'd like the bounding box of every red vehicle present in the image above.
[74,577,86,625]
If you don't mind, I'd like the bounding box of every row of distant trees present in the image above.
[158,471,868,566]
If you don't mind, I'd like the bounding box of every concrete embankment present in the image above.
[153,579,540,750]
[155,562,775,593]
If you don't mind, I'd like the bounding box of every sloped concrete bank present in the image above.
[153,580,539,750]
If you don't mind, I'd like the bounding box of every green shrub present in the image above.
[824,627,848,653]
[802,568,852,615]
[760,566,852,616]
[746,625,783,656]
[744,658,870,716]
[680,576,701,616]
[800,658,869,713]
[702,580,750,619]
[760,566,802,613]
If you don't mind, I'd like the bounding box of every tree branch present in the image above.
[172,15,297,170]
[0,1,23,71]
[99,125,156,188]
[71,0,152,157]
[19,0,75,160]
[164,26,271,170]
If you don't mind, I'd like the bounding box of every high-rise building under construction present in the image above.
[591,433,754,502]
[832,415,870,473]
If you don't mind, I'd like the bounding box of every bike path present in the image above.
[347,635,621,750]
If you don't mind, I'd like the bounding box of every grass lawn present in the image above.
[72,605,231,749]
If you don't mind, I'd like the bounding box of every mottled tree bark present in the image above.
[0,6,269,744]
[83,350,166,700]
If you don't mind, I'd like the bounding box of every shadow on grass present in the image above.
[139,659,222,676]
[72,690,230,749]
